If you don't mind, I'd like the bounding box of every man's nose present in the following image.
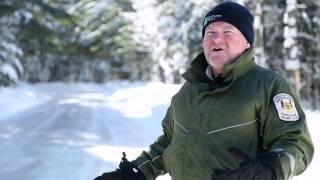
[211,33,224,43]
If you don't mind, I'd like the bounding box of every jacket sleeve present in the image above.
[259,77,314,180]
[131,104,174,180]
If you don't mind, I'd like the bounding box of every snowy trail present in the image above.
[0,83,171,180]
[0,98,113,180]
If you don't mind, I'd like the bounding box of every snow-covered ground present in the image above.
[0,81,318,180]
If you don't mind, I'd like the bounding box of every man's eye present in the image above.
[224,31,235,35]
[207,31,216,35]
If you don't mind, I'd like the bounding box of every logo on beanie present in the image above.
[203,14,222,27]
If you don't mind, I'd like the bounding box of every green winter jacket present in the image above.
[132,48,314,180]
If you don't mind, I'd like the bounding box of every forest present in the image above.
[0,0,319,109]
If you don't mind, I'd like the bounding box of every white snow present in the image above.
[0,81,318,180]
[0,83,51,120]
[0,64,19,81]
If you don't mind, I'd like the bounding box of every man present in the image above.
[94,1,314,180]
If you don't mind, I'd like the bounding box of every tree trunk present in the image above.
[283,0,301,97]
[253,0,267,67]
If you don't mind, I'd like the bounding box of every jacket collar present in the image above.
[182,47,255,92]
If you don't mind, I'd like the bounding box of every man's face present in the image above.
[203,21,250,70]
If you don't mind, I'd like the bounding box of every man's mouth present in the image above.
[212,47,223,51]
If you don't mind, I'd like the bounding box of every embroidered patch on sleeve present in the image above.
[273,93,299,121]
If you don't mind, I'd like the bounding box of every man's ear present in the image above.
[246,42,251,49]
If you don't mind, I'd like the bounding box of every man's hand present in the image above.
[94,152,147,180]
[94,170,123,180]
[211,148,283,180]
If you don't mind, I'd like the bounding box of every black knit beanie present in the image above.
[202,1,254,46]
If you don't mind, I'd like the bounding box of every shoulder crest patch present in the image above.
[273,93,299,121]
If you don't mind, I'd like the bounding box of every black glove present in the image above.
[211,148,283,180]
[94,152,147,180]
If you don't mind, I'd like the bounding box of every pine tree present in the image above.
[0,0,24,86]
[69,0,149,81]
[14,0,76,82]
